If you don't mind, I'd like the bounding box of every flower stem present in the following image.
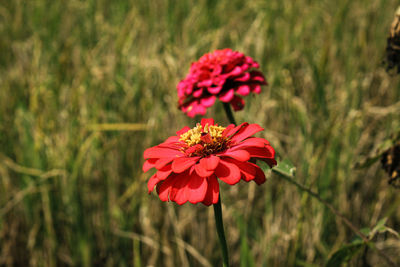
[222,102,237,125]
[213,196,229,267]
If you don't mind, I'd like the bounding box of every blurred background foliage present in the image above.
[1,0,400,266]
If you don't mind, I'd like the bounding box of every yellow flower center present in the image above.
[180,123,226,147]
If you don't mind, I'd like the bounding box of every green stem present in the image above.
[213,196,229,267]
[222,102,237,125]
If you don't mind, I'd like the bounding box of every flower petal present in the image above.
[219,89,234,102]
[156,165,173,180]
[208,86,222,94]
[220,150,250,161]
[169,174,190,205]
[252,163,266,184]
[236,85,250,96]
[172,157,200,173]
[143,158,157,172]
[243,146,275,159]
[187,173,208,204]
[223,158,256,182]
[157,175,178,202]
[155,157,174,170]
[201,118,215,127]
[215,159,241,185]
[200,95,216,107]
[230,138,269,150]
[144,147,182,159]
[230,123,264,143]
[195,163,214,177]
[176,126,191,136]
[148,173,159,193]
[202,176,219,205]
[199,155,220,170]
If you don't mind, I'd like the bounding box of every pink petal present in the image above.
[172,157,200,173]
[251,84,261,94]
[236,85,250,96]
[193,88,204,97]
[235,72,250,82]
[200,95,216,107]
[208,86,222,94]
[231,124,264,143]
[219,89,234,102]
[215,159,241,185]
[199,155,220,170]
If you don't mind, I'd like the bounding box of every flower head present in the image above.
[177,48,267,117]
[143,118,276,205]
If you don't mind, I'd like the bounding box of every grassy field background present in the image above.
[1,0,400,266]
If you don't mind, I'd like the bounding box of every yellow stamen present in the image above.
[180,123,226,147]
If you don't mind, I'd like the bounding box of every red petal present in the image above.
[202,176,220,206]
[230,138,269,151]
[187,174,208,204]
[223,122,248,138]
[169,174,190,205]
[252,164,266,185]
[172,157,200,173]
[215,159,241,185]
[156,165,173,180]
[147,173,159,193]
[195,163,214,177]
[176,126,191,136]
[223,158,256,182]
[164,136,180,144]
[231,124,264,143]
[144,147,182,159]
[199,155,220,170]
[155,158,174,169]
[157,175,178,201]
[244,146,275,159]
[201,118,215,127]
[143,158,157,172]
[220,150,250,161]
[222,124,236,137]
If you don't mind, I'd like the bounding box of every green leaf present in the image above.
[325,241,365,267]
[272,159,296,178]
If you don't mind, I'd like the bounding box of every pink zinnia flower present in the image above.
[177,48,267,117]
[143,118,276,205]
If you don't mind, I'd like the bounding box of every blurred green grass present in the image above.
[1,0,400,266]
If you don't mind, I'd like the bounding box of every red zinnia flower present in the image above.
[143,118,276,205]
[177,48,267,117]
